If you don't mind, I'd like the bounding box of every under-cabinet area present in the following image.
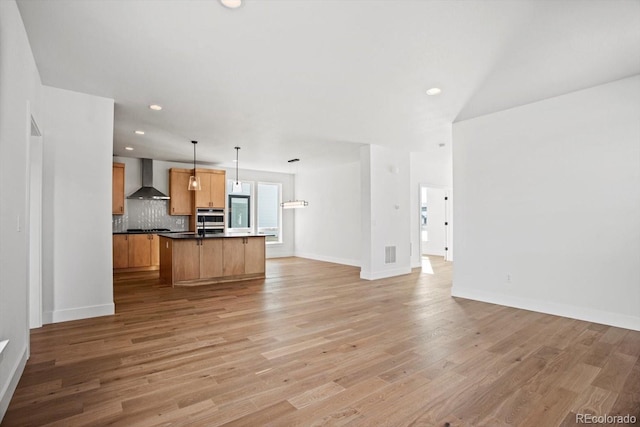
[159,234,265,286]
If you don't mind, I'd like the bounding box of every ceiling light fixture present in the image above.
[134,130,145,135]
[426,88,442,96]
[281,158,309,209]
[231,147,242,193]
[220,0,242,9]
[125,147,134,151]
[188,140,201,191]
[149,104,163,111]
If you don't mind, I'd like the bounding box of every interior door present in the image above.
[421,186,446,256]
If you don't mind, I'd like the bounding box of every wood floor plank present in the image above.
[569,385,618,415]
[287,381,346,409]
[3,256,639,426]
[591,352,638,393]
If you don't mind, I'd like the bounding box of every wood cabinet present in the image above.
[112,163,125,214]
[244,236,266,274]
[150,234,160,267]
[170,239,201,282]
[200,239,224,278]
[113,233,160,270]
[222,238,245,276]
[169,168,192,215]
[223,236,266,276]
[159,235,265,286]
[167,238,224,283]
[166,239,223,282]
[113,234,129,269]
[194,169,226,209]
[128,234,158,268]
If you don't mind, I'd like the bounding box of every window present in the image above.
[228,195,250,229]
[225,180,281,243]
[256,182,282,243]
[227,181,252,230]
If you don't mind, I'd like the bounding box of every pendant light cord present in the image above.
[192,140,197,173]
[235,146,240,183]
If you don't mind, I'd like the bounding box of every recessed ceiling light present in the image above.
[125,147,134,151]
[149,104,162,111]
[220,0,242,9]
[426,88,442,96]
[134,130,145,135]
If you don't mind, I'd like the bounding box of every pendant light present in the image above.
[281,200,309,209]
[231,146,243,193]
[188,140,201,191]
[281,158,309,209]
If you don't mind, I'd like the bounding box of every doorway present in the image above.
[419,185,448,259]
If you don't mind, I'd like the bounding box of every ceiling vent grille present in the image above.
[385,246,396,264]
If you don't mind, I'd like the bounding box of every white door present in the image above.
[421,186,446,256]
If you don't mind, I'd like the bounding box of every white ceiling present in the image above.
[17,0,640,173]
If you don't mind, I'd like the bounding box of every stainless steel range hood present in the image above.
[127,159,170,200]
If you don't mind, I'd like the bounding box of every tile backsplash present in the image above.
[112,200,189,232]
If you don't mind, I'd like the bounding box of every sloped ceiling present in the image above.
[17,0,640,172]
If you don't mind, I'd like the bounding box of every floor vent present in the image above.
[385,246,396,264]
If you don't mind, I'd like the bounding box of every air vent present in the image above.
[384,246,396,264]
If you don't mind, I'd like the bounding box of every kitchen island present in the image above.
[158,233,266,287]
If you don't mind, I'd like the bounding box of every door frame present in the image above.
[27,108,43,329]
[418,183,452,261]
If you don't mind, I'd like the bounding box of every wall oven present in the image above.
[195,208,225,235]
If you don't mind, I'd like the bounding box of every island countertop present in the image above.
[157,232,270,239]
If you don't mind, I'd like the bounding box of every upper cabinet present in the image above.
[194,169,226,209]
[112,163,125,214]
[169,168,192,215]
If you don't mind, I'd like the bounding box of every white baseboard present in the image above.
[0,343,28,423]
[50,303,115,324]
[294,252,360,267]
[360,266,412,281]
[42,310,53,325]
[266,253,295,259]
[451,286,640,332]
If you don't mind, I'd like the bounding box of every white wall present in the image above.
[42,87,115,323]
[452,75,640,331]
[361,145,412,279]
[0,1,43,420]
[409,130,453,267]
[295,161,361,266]
[113,156,296,258]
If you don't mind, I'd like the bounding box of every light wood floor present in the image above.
[3,257,639,426]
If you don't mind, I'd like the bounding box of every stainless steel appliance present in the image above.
[127,159,170,200]
[196,208,225,235]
